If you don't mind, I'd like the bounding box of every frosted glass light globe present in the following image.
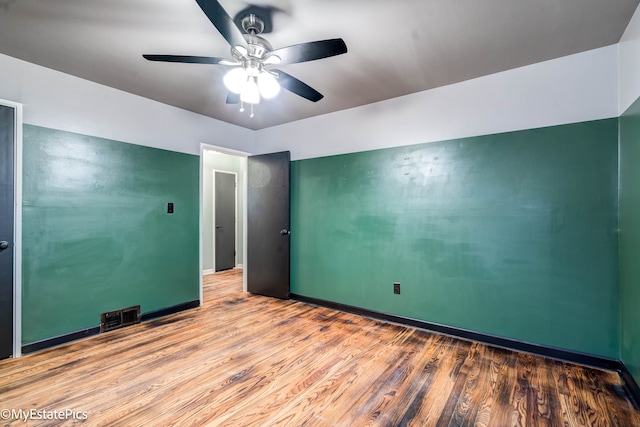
[240,77,260,104]
[257,72,280,99]
[223,68,248,94]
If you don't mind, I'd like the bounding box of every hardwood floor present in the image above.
[0,269,638,426]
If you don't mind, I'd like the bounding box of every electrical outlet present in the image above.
[393,282,401,294]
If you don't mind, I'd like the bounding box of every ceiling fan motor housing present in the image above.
[242,34,272,59]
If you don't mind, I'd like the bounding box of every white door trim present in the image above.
[1,98,23,357]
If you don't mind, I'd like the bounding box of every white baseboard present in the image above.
[236,264,244,269]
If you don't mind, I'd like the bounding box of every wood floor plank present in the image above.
[211,322,382,425]
[0,268,638,426]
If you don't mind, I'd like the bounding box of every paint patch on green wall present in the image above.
[620,96,640,384]
[22,125,199,344]
[291,119,619,358]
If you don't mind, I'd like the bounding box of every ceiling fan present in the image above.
[143,0,347,116]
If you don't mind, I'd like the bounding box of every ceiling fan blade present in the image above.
[274,70,323,102]
[266,39,347,65]
[226,92,240,104]
[195,0,249,50]
[143,54,229,64]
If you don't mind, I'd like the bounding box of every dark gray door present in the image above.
[214,171,236,271]
[0,104,15,359]
[247,151,290,299]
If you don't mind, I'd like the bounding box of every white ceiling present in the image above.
[0,0,638,130]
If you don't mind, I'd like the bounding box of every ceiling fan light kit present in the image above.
[257,72,280,98]
[143,0,347,118]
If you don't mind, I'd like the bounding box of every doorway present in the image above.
[0,104,15,359]
[199,145,292,303]
[0,99,22,359]
[201,146,248,301]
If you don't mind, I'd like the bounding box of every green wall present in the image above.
[22,125,199,344]
[620,96,640,384]
[291,119,619,358]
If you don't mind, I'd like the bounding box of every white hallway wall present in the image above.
[202,150,246,271]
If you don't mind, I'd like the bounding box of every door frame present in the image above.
[1,98,23,358]
[199,143,249,303]
[212,169,238,272]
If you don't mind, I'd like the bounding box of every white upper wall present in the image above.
[0,38,623,160]
[619,3,640,115]
[256,45,619,160]
[0,53,254,155]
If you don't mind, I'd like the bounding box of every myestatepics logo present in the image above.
[1,408,88,422]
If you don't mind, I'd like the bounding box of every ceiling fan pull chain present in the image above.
[239,100,245,112]
[250,103,254,118]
